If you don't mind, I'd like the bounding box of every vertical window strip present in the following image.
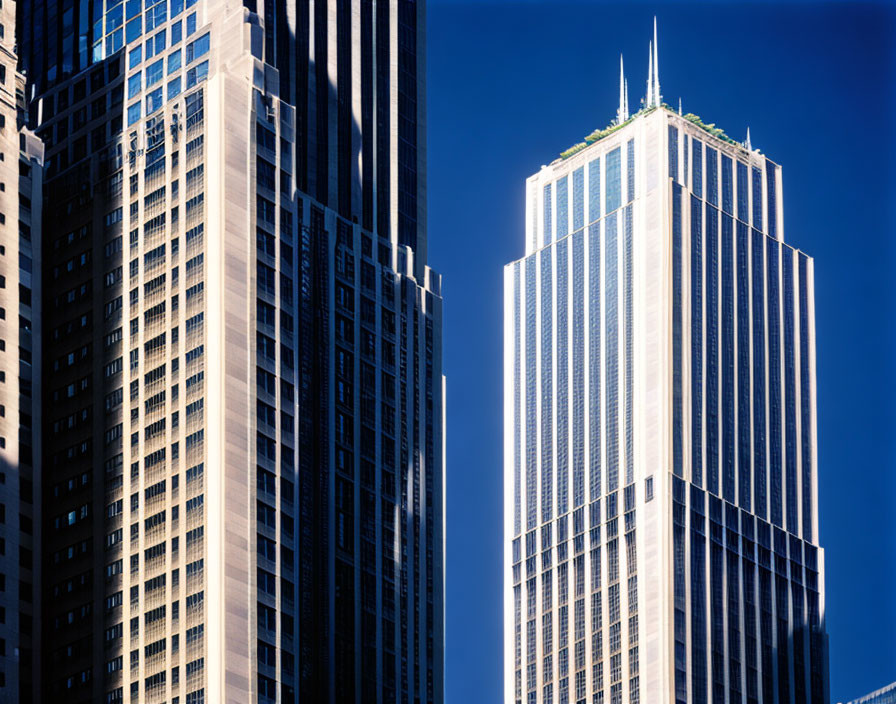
[726,547,743,701]
[671,184,683,478]
[541,249,554,523]
[572,232,586,508]
[798,254,813,540]
[605,213,619,493]
[751,166,763,232]
[690,196,704,487]
[710,539,725,700]
[668,125,679,182]
[557,239,569,515]
[588,223,602,501]
[783,249,798,534]
[526,257,538,530]
[736,222,752,514]
[606,148,621,214]
[544,183,553,247]
[706,147,718,207]
[721,213,735,503]
[736,161,749,224]
[767,241,783,527]
[588,158,601,224]
[759,567,776,703]
[751,229,766,518]
[573,167,585,233]
[514,261,522,535]
[692,139,703,199]
[705,206,719,496]
[624,206,634,486]
[557,177,569,240]
[721,156,733,216]
[767,162,778,238]
[742,554,759,701]
[691,495,708,704]
[673,485,687,703]
[626,139,635,204]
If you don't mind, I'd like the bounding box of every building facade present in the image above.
[18,0,442,702]
[0,0,44,698]
[843,682,896,704]
[504,35,827,704]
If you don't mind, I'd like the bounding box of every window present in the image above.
[645,476,654,502]
[186,32,209,63]
[146,87,163,114]
[127,102,141,126]
[186,60,208,88]
[146,58,164,87]
[127,72,142,99]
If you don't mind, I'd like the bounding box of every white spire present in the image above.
[616,54,625,124]
[678,97,682,115]
[653,17,661,106]
[617,54,629,124]
[646,40,654,108]
[745,127,752,151]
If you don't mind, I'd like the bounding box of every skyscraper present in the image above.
[842,682,896,704]
[17,0,443,702]
[0,0,44,698]
[504,24,827,704]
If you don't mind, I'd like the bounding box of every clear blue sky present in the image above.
[427,2,896,702]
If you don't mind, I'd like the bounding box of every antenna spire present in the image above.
[646,40,654,108]
[678,97,682,115]
[745,127,752,151]
[653,17,661,106]
[617,54,629,124]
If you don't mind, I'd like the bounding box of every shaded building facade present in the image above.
[0,0,44,698]
[17,0,443,702]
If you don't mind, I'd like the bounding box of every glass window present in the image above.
[128,45,142,68]
[145,87,163,115]
[146,58,163,87]
[168,48,181,74]
[127,71,142,99]
[125,16,142,43]
[167,76,182,101]
[186,12,197,36]
[171,0,184,16]
[107,28,124,55]
[186,32,209,63]
[185,60,208,88]
[572,167,584,232]
[556,176,568,238]
[605,147,621,213]
[171,20,182,43]
[691,139,703,198]
[127,101,142,126]
[107,4,124,31]
[588,158,600,223]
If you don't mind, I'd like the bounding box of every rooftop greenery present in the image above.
[557,104,742,161]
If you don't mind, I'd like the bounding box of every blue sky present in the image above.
[426,2,896,702]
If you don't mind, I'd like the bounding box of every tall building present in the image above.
[17,0,443,701]
[0,0,44,698]
[504,23,827,704]
[842,682,896,704]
